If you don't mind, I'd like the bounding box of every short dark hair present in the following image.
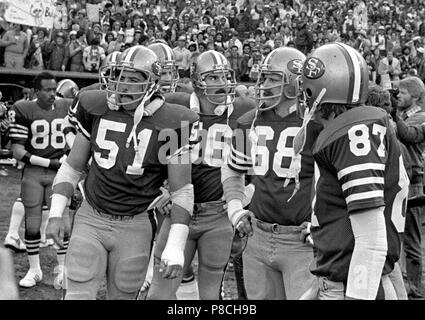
[33,72,56,91]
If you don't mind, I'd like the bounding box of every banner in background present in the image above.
[0,0,55,29]
[86,3,100,22]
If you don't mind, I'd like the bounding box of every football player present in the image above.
[147,50,256,300]
[8,71,71,288]
[137,42,183,297]
[3,81,77,254]
[295,43,409,299]
[46,45,199,300]
[221,47,322,300]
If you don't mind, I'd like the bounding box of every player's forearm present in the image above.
[11,143,58,169]
[346,207,387,300]
[221,163,246,203]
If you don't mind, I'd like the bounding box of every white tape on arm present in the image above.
[52,160,83,198]
[227,199,249,227]
[29,155,51,168]
[346,207,387,300]
[48,194,69,219]
[161,223,189,267]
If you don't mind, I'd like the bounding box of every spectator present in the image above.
[173,35,191,78]
[294,21,314,55]
[44,32,69,71]
[68,30,86,72]
[240,43,252,82]
[378,50,402,86]
[227,44,243,81]
[416,47,425,82]
[393,76,425,299]
[123,18,135,44]
[111,21,122,39]
[400,45,415,78]
[26,28,48,71]
[83,38,105,73]
[108,30,125,54]
[0,23,28,69]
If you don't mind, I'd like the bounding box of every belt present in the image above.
[194,200,225,212]
[94,208,138,221]
[255,219,303,234]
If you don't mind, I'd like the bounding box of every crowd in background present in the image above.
[1,0,425,83]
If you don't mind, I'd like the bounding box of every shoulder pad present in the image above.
[13,100,36,111]
[80,83,101,92]
[232,96,256,119]
[152,102,199,130]
[237,108,257,126]
[164,92,191,108]
[78,90,108,116]
[55,97,73,110]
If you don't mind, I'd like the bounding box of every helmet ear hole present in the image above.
[306,88,312,98]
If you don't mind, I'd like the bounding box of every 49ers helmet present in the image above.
[148,42,179,93]
[107,45,161,109]
[56,79,79,99]
[301,43,369,111]
[191,50,237,105]
[99,51,121,87]
[255,47,305,111]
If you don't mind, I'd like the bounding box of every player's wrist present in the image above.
[228,199,249,227]
[161,223,189,267]
[48,194,69,219]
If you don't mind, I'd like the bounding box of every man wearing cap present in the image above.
[173,35,191,78]
[228,30,243,55]
[45,32,69,71]
[0,23,28,69]
[68,30,86,72]
[76,9,89,33]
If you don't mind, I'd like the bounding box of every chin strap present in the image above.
[125,89,164,150]
[189,92,234,120]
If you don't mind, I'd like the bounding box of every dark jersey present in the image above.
[165,92,256,203]
[310,106,409,282]
[228,108,322,225]
[8,98,69,160]
[70,90,199,216]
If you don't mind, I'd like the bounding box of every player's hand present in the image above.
[300,221,313,245]
[49,159,61,170]
[236,214,253,237]
[159,250,184,279]
[156,201,172,216]
[46,217,66,248]
[59,154,67,164]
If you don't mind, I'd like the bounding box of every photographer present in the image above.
[83,38,105,73]
[0,91,10,176]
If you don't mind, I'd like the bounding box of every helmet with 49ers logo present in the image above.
[255,47,305,111]
[107,45,161,110]
[148,42,179,93]
[191,50,237,105]
[301,42,369,110]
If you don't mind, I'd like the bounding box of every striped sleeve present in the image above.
[8,107,28,145]
[227,125,252,173]
[68,99,92,140]
[332,137,386,214]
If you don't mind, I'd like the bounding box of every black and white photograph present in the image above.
[0,0,424,309]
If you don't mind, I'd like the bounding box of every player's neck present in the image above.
[274,99,295,118]
[199,99,218,115]
[37,100,54,111]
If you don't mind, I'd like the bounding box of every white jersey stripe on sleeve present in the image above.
[341,177,385,191]
[337,163,385,180]
[346,190,384,204]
